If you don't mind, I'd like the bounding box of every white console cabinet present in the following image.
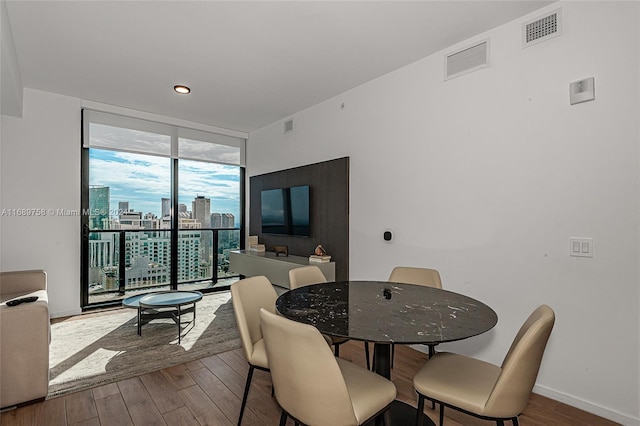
[229,250,335,289]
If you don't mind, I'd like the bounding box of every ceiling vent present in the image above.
[284,118,294,134]
[523,8,562,48]
[445,39,489,81]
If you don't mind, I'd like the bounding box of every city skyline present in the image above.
[89,149,240,224]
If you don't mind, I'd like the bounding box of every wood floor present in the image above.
[0,341,618,426]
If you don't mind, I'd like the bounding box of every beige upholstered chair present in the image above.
[230,276,278,425]
[289,265,371,369]
[381,266,443,368]
[0,270,50,409]
[413,305,555,426]
[388,266,442,290]
[259,308,397,426]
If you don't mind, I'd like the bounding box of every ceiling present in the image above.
[4,1,554,133]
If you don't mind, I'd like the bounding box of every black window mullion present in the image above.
[171,158,179,289]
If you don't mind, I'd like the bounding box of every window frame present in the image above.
[80,108,246,310]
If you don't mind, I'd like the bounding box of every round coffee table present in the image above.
[122,291,203,344]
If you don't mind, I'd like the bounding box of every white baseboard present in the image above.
[533,384,640,426]
[50,308,82,319]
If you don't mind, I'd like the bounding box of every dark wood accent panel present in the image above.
[249,157,349,281]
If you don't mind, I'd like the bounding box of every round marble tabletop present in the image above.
[275,281,497,345]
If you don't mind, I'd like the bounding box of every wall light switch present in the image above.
[570,77,595,105]
[569,237,593,257]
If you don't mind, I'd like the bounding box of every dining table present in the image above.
[275,280,498,426]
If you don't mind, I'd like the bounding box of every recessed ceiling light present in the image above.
[174,85,190,94]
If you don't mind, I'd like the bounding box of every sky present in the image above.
[89,149,240,223]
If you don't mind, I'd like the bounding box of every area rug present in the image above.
[48,291,240,399]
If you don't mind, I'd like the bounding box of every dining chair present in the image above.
[230,276,278,425]
[288,265,371,369]
[259,308,397,426]
[378,266,443,369]
[413,304,555,426]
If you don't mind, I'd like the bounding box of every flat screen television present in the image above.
[261,185,310,237]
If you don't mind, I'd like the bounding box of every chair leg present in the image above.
[391,343,395,368]
[238,365,255,425]
[365,342,371,370]
[426,345,435,409]
[278,410,287,426]
[416,394,425,426]
[334,343,340,357]
[439,404,444,426]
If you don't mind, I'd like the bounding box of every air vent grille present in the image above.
[523,9,562,47]
[284,118,294,134]
[445,39,489,81]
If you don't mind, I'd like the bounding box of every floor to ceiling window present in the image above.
[81,109,245,309]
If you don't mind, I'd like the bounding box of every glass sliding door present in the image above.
[82,109,245,309]
[177,159,241,292]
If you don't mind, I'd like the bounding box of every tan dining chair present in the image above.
[413,304,555,426]
[230,276,278,425]
[289,265,371,369]
[259,308,397,426]
[379,266,443,369]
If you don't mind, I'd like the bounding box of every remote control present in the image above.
[5,296,38,307]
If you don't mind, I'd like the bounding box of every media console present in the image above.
[229,250,335,289]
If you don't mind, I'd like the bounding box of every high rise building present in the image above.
[118,201,129,213]
[192,196,211,228]
[211,213,222,228]
[211,212,236,228]
[222,213,235,228]
[161,198,171,218]
[211,212,235,228]
[89,185,109,230]
[119,211,143,227]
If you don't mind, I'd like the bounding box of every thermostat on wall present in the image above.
[570,77,595,105]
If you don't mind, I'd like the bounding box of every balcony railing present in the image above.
[86,228,240,304]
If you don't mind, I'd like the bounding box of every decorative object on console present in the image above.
[248,235,265,252]
[310,244,330,263]
[309,255,331,263]
[272,245,289,256]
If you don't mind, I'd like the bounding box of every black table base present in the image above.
[137,303,196,344]
[364,400,435,426]
[368,343,435,425]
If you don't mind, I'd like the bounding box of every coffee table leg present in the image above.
[177,305,182,344]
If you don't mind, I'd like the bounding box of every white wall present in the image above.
[1,89,82,317]
[248,2,640,424]
[0,1,637,423]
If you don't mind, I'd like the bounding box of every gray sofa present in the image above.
[0,270,50,408]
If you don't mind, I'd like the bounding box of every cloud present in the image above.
[90,150,240,219]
